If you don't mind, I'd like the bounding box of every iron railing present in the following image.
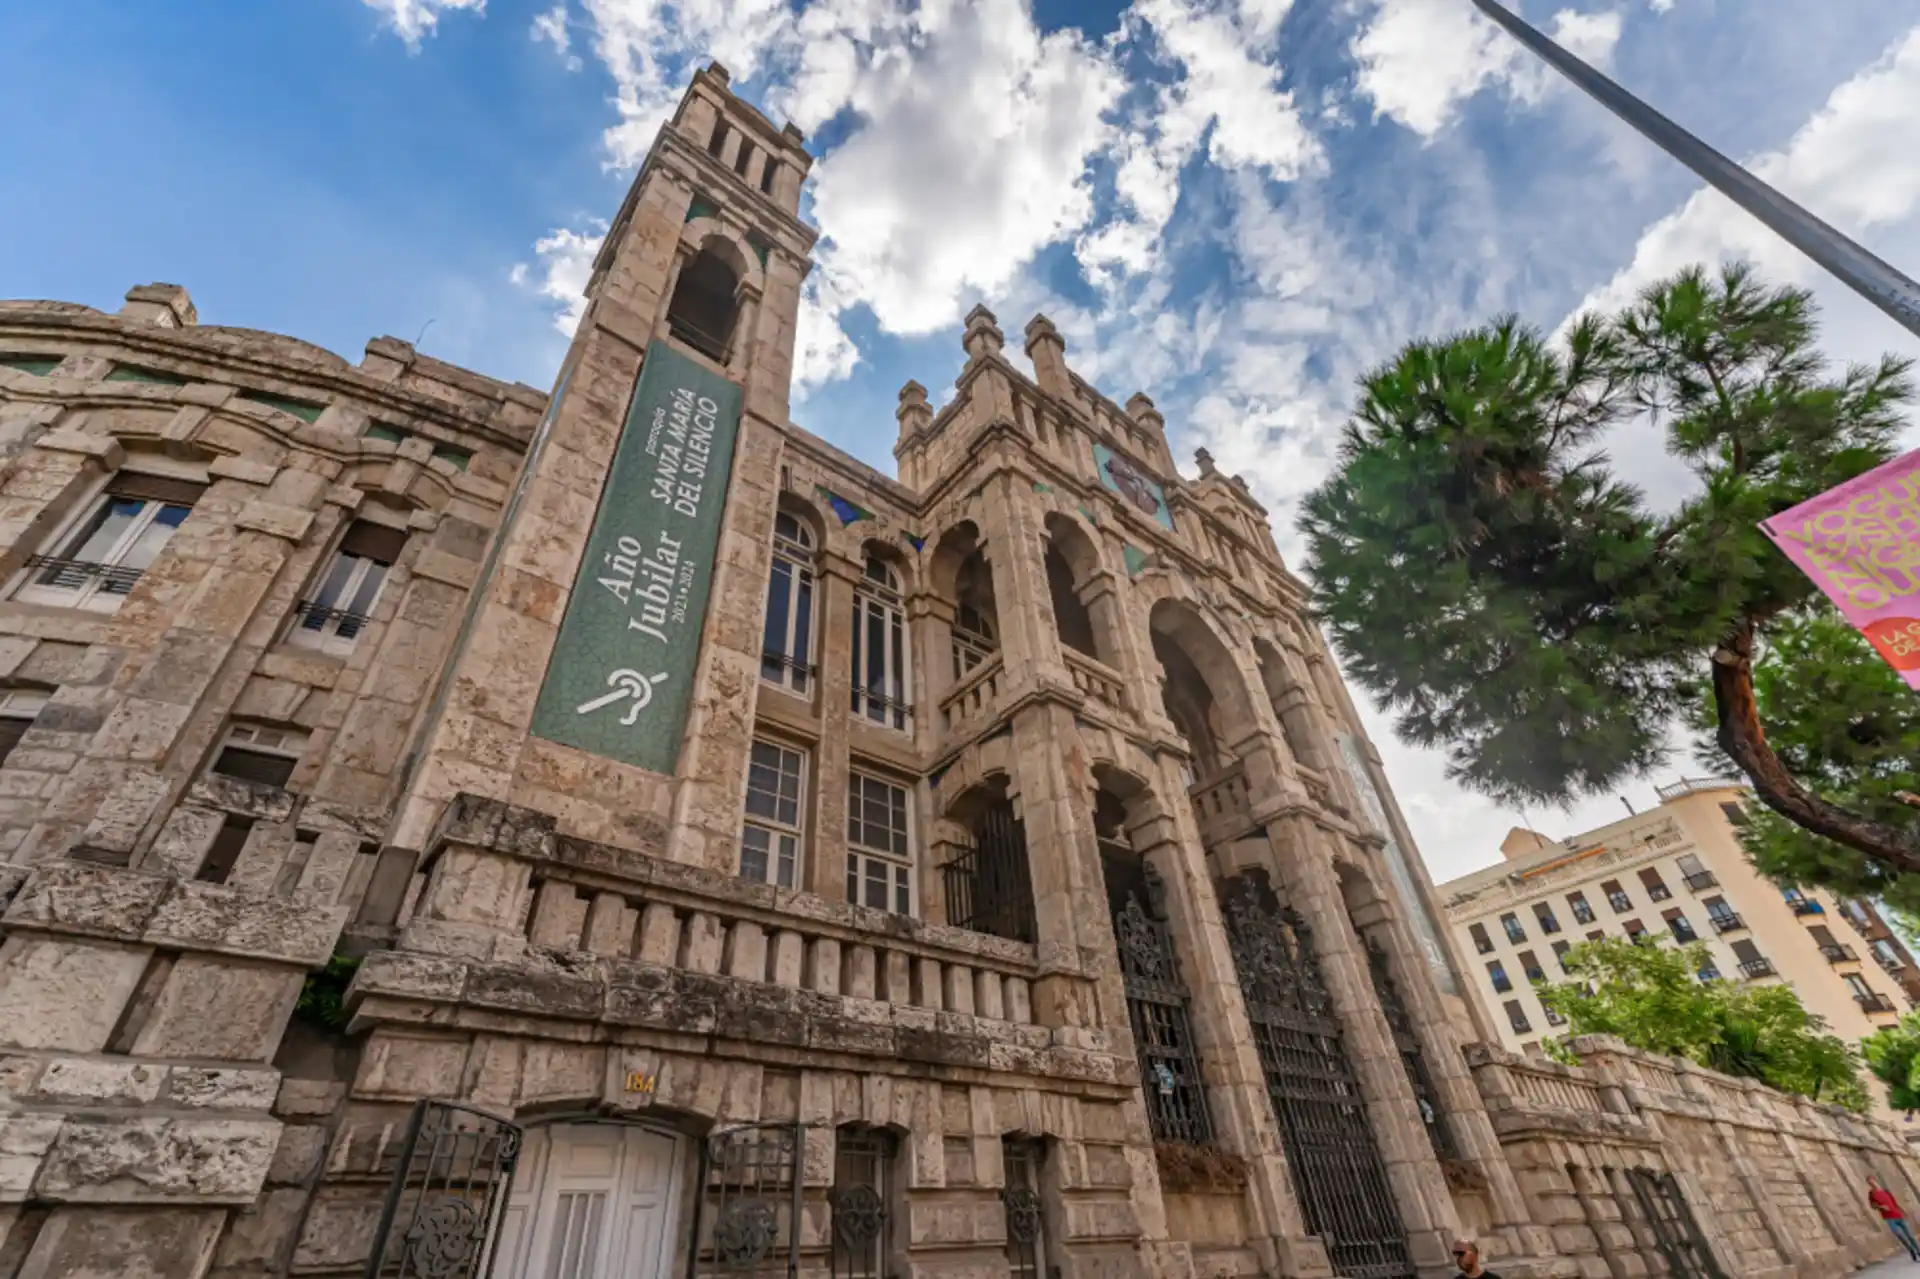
[1856,991,1898,1014]
[1738,957,1776,979]
[1819,943,1859,965]
[1683,870,1719,892]
[363,1100,522,1279]
[1110,865,1213,1145]
[1608,892,1633,913]
[24,555,144,595]
[1622,1167,1728,1279]
[1709,912,1746,934]
[688,1121,805,1279]
[1367,939,1457,1161]
[295,598,373,639]
[940,805,1037,944]
[1645,883,1673,903]
[668,313,731,363]
[1789,898,1824,916]
[1654,776,1744,803]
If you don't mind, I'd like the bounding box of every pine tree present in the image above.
[1302,262,1918,875]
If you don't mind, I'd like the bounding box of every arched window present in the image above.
[952,548,998,677]
[761,511,816,694]
[1044,544,1098,658]
[831,1126,896,1279]
[665,246,740,363]
[851,556,909,731]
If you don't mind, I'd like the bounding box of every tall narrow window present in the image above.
[15,476,201,610]
[1469,922,1494,954]
[850,556,909,731]
[212,723,309,789]
[1001,1139,1048,1279]
[1551,940,1571,969]
[1602,880,1632,913]
[1532,902,1561,934]
[0,689,49,766]
[1567,891,1596,924]
[293,521,406,654]
[1500,912,1526,944]
[1638,867,1672,902]
[1487,960,1512,994]
[847,771,912,915]
[1663,909,1697,943]
[1504,999,1531,1034]
[761,513,816,694]
[1518,950,1545,983]
[830,1128,893,1279]
[741,740,805,888]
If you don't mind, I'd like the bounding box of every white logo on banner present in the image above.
[576,669,670,725]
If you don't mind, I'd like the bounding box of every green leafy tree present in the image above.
[1689,608,1920,910]
[1539,936,1867,1109]
[1863,1015,1920,1112]
[1302,262,1918,875]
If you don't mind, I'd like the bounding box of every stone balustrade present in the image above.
[1189,765,1254,846]
[1063,647,1128,714]
[350,795,1128,1091]
[940,651,1003,735]
[1507,1059,1607,1115]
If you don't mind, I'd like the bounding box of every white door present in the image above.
[494,1124,683,1279]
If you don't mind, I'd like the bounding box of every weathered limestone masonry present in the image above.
[1471,1036,1920,1279]
[0,60,1913,1279]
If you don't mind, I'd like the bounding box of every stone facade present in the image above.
[0,60,1911,1279]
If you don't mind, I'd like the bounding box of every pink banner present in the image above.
[1761,447,1920,689]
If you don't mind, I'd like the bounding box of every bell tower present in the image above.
[391,65,817,863]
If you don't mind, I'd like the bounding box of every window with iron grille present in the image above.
[1001,1138,1048,1279]
[847,771,912,916]
[1568,891,1596,924]
[942,796,1037,943]
[762,512,816,694]
[13,476,202,611]
[291,521,405,654]
[0,689,49,767]
[1500,912,1526,944]
[741,740,805,888]
[1469,922,1494,954]
[830,1128,894,1279]
[213,723,308,789]
[850,557,909,730]
[1106,848,1212,1145]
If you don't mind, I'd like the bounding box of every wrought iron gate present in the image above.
[1366,938,1456,1160]
[364,1100,523,1279]
[1220,874,1414,1279]
[1105,846,1213,1144]
[1625,1168,1727,1279]
[687,1121,806,1279]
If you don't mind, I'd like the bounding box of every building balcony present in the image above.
[1670,926,1700,944]
[1789,899,1825,917]
[1710,913,1746,934]
[1819,943,1859,965]
[1062,646,1130,718]
[1855,992,1898,1015]
[1683,870,1719,892]
[1875,950,1908,974]
[1738,958,1777,980]
[1190,763,1257,847]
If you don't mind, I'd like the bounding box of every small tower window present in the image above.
[707,119,729,158]
[666,246,741,363]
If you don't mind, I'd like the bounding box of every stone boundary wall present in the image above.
[1469,1035,1920,1278]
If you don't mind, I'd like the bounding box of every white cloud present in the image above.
[799,0,1123,335]
[510,223,606,335]
[361,0,485,49]
[1352,1,1623,138]
[793,274,861,396]
[1577,25,1920,325]
[531,3,582,70]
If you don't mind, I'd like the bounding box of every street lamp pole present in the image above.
[1467,0,1920,339]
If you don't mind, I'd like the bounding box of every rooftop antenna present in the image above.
[1620,795,1636,817]
[415,318,436,348]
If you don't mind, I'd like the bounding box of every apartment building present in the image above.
[1440,778,1919,1070]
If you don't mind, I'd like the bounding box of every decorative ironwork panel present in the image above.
[1105,845,1213,1145]
[689,1122,805,1279]
[1221,874,1414,1279]
[830,1128,894,1279]
[1001,1138,1048,1279]
[1366,938,1457,1160]
[1625,1168,1727,1279]
[364,1100,522,1279]
[942,803,1038,943]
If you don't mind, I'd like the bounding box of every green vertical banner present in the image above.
[530,341,743,773]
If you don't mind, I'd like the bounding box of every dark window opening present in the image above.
[666,248,741,363]
[734,141,755,178]
[760,157,777,195]
[1045,544,1098,658]
[212,725,304,789]
[1469,922,1493,954]
[708,120,729,157]
[942,789,1037,944]
[197,815,255,884]
[1002,1138,1048,1279]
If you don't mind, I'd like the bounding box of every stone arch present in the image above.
[936,769,1038,943]
[1146,597,1262,780]
[666,229,760,364]
[859,536,914,596]
[1041,512,1116,665]
[1253,635,1326,772]
[929,520,998,682]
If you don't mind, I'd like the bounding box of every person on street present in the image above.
[1869,1176,1920,1262]
[1451,1237,1502,1278]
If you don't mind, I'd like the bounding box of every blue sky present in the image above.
[4,0,1919,880]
